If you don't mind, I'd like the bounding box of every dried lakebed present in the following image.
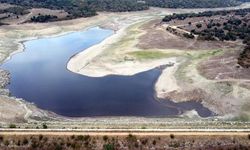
[1,27,213,117]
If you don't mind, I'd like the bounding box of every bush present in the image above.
[196,23,202,28]
[39,135,43,141]
[0,135,3,142]
[170,134,175,139]
[23,138,29,145]
[4,140,9,146]
[42,123,48,129]
[183,33,195,39]
[126,134,137,143]
[76,135,84,141]
[9,124,16,128]
[152,140,157,145]
[141,139,148,145]
[103,143,115,150]
[103,135,109,142]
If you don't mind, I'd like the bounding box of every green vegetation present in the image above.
[9,124,16,128]
[42,123,48,129]
[186,50,223,59]
[0,0,248,21]
[103,135,109,142]
[129,51,176,60]
[146,0,242,8]
[103,143,115,150]
[170,134,175,139]
[31,14,58,22]
[163,8,250,68]
[0,0,148,19]
[163,9,250,43]
[183,33,195,39]
[163,8,250,22]
[86,0,148,12]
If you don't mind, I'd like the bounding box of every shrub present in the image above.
[42,123,48,129]
[170,134,175,139]
[183,33,195,39]
[141,139,148,145]
[152,140,156,145]
[103,143,115,150]
[55,144,63,150]
[39,135,43,141]
[76,135,84,141]
[4,140,9,146]
[9,124,16,128]
[0,135,3,142]
[22,138,29,145]
[83,135,90,141]
[103,135,109,142]
[196,23,202,28]
[126,134,137,143]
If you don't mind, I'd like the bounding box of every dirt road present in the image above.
[1,129,249,136]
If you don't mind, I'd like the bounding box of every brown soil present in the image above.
[137,19,236,50]
[0,6,68,25]
[0,131,249,150]
[198,49,250,80]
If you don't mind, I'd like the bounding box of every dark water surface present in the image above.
[1,27,213,117]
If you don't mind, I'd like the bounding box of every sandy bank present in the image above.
[155,62,181,99]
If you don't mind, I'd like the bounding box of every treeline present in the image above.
[0,0,97,18]
[163,8,250,22]
[0,0,149,18]
[0,0,248,17]
[145,0,242,8]
[85,0,148,12]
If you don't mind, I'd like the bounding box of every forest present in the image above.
[0,0,249,19]
[145,0,243,8]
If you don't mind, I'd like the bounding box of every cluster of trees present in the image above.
[194,18,250,42]
[31,15,58,22]
[163,8,250,43]
[163,8,250,22]
[85,0,148,12]
[146,0,242,8]
[163,8,250,68]
[1,0,249,19]
[0,0,149,18]
[0,0,97,18]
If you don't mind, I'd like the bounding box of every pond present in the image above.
[1,27,213,117]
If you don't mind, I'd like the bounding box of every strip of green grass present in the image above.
[128,51,177,60]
